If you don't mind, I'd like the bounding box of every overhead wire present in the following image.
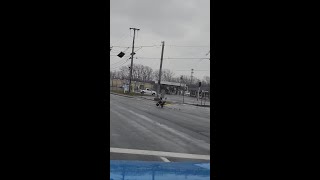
[110,45,144,68]
[192,50,211,70]
[133,57,210,59]
[110,37,210,73]
[110,31,131,47]
[175,70,209,71]
[165,45,210,48]
[110,45,161,48]
[110,57,131,70]
[110,56,130,66]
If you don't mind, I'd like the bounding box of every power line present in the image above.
[110,31,132,47]
[110,44,209,48]
[175,70,210,71]
[166,45,210,48]
[110,45,161,48]
[110,46,142,57]
[110,57,131,70]
[166,57,210,59]
[133,47,143,53]
[110,57,130,66]
[134,57,210,60]
[191,50,211,69]
[110,46,130,49]
[137,45,161,47]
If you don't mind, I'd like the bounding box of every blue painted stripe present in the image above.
[110,160,210,180]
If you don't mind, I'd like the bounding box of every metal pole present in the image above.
[128,28,139,93]
[197,87,200,101]
[201,91,203,105]
[183,85,185,104]
[157,41,165,98]
[180,76,184,104]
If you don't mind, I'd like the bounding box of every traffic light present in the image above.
[117,52,125,58]
[199,82,201,87]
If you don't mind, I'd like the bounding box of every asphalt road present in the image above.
[110,94,210,162]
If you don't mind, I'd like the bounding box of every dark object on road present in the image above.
[156,97,167,108]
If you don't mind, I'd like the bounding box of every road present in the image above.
[110,94,210,162]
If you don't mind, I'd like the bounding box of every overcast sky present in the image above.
[110,0,210,80]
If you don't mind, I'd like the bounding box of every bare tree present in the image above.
[203,76,210,86]
[118,66,129,80]
[163,69,175,82]
[153,69,175,82]
[141,65,153,82]
[111,64,154,82]
[127,64,153,82]
[180,75,191,85]
[110,70,118,79]
[112,65,203,86]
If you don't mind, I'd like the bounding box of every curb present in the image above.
[110,92,135,98]
[110,92,155,101]
[170,102,210,108]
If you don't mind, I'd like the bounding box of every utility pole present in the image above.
[191,69,194,85]
[128,27,140,93]
[180,76,184,104]
[156,41,165,99]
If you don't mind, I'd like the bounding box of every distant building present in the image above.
[188,84,210,98]
[154,81,187,95]
[110,78,155,93]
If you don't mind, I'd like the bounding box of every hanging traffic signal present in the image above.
[117,52,125,58]
[199,82,201,87]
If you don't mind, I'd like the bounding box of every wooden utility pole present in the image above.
[157,41,165,98]
[128,27,140,93]
[191,68,194,85]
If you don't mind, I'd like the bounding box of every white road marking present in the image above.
[112,104,210,150]
[110,147,210,160]
[126,109,210,150]
[160,156,171,162]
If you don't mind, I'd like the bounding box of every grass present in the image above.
[110,90,140,96]
[110,90,125,94]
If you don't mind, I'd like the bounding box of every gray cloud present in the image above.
[111,0,210,80]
